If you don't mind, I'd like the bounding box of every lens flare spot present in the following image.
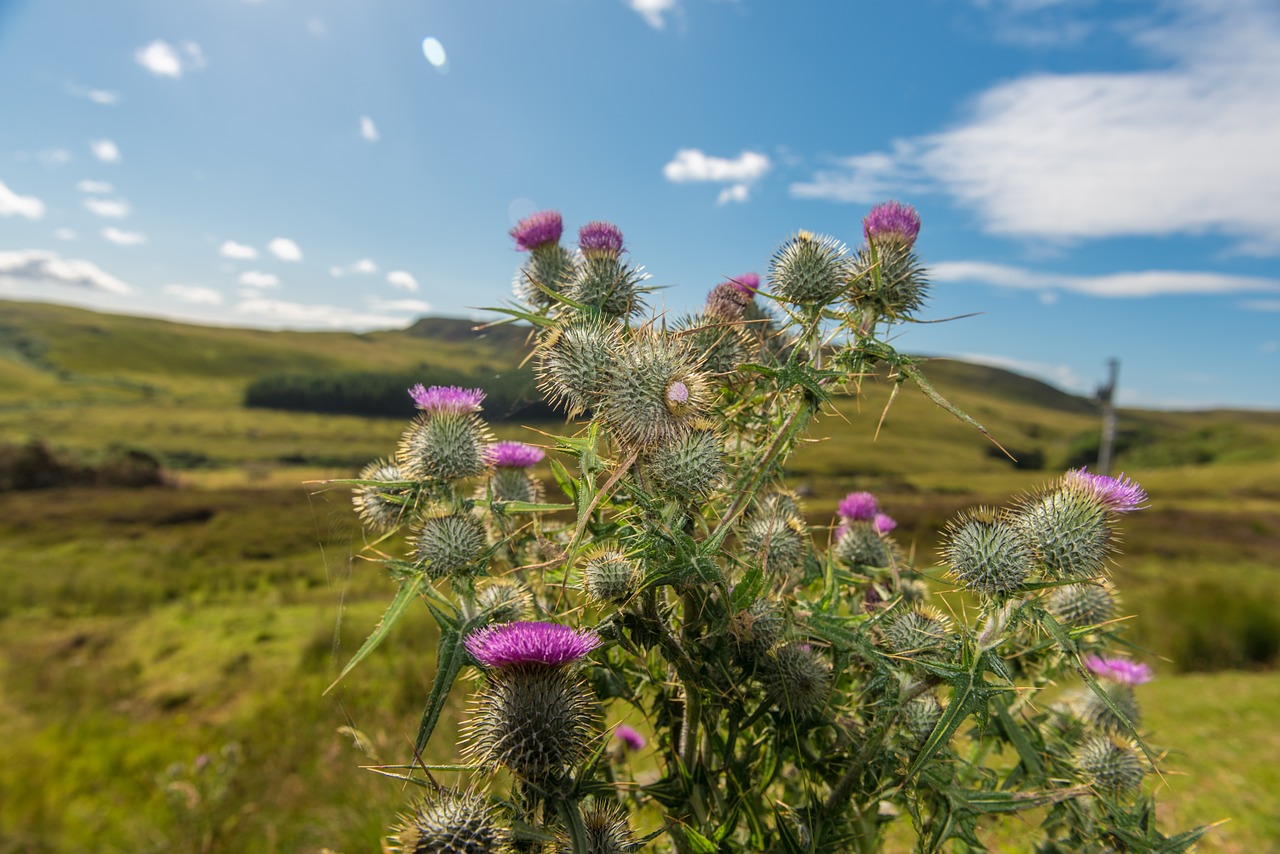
[422,37,447,69]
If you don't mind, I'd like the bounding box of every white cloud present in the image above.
[627,0,679,29]
[135,40,205,78]
[87,89,120,105]
[54,228,77,241]
[90,139,121,163]
[238,270,280,288]
[931,260,1280,298]
[0,180,45,219]
[386,270,419,291]
[0,249,132,294]
[664,149,771,203]
[164,284,223,305]
[83,197,130,218]
[267,237,302,261]
[102,227,147,246]
[717,184,750,205]
[39,148,72,167]
[790,1,1280,253]
[953,352,1086,393]
[77,179,114,194]
[360,116,379,142]
[368,297,432,313]
[233,296,410,330]
[331,258,378,277]
[219,240,259,260]
[1242,299,1280,311]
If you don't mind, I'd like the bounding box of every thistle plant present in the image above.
[332,204,1207,852]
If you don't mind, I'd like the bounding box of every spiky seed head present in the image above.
[903,693,943,746]
[1012,485,1115,580]
[883,606,952,658]
[352,458,412,531]
[862,200,921,248]
[514,243,577,307]
[537,318,620,417]
[1062,469,1148,513]
[387,788,507,854]
[754,490,803,522]
[741,514,808,575]
[1075,735,1146,796]
[566,255,648,320]
[768,231,851,306]
[766,642,832,720]
[398,411,494,483]
[598,332,709,447]
[1086,655,1153,685]
[837,491,879,522]
[1073,683,1142,735]
[672,312,756,376]
[643,423,724,497]
[556,799,638,854]
[848,242,930,320]
[412,511,488,579]
[475,578,533,625]
[942,507,1033,596]
[833,521,890,568]
[582,550,640,605]
[1046,582,1118,628]
[464,665,598,780]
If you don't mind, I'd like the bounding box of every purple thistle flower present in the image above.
[579,221,625,259]
[729,272,760,296]
[1064,469,1148,512]
[666,380,690,405]
[614,725,646,752]
[873,513,897,535]
[465,620,601,669]
[863,200,921,248]
[1085,654,1153,685]
[408,384,486,414]
[837,491,879,522]
[487,441,545,469]
[510,210,563,251]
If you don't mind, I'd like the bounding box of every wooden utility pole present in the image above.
[1095,358,1119,476]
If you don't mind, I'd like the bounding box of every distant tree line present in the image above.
[242,367,559,421]
[0,441,165,491]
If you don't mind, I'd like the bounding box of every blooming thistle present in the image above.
[838,491,879,522]
[566,223,648,319]
[465,620,601,669]
[862,200,921,248]
[1063,469,1148,513]
[873,513,897,535]
[849,201,928,319]
[510,210,563,251]
[399,386,493,482]
[614,724,646,752]
[387,788,507,854]
[511,210,574,308]
[1085,655,1153,685]
[578,220,625,260]
[487,440,545,469]
[484,441,545,504]
[409,384,485,415]
[705,272,760,321]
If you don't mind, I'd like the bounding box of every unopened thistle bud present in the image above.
[730,597,787,654]
[568,222,647,319]
[902,693,943,746]
[673,312,756,377]
[399,386,493,482]
[1073,682,1142,736]
[598,332,709,447]
[485,441,545,504]
[642,422,724,498]
[556,799,638,854]
[765,642,832,720]
[582,549,640,605]
[883,605,952,659]
[1046,582,1118,628]
[352,458,411,531]
[759,489,804,521]
[412,510,488,579]
[1012,482,1116,580]
[1074,735,1146,797]
[941,507,1033,596]
[387,788,507,854]
[833,521,890,568]
[769,230,851,306]
[741,514,808,575]
[475,578,533,625]
[537,318,620,417]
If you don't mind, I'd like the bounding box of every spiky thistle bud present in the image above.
[511,210,575,308]
[1012,482,1116,580]
[941,507,1033,596]
[833,521,890,568]
[759,489,804,521]
[741,514,808,575]
[1072,682,1142,736]
[352,458,412,531]
[387,788,507,854]
[672,312,756,377]
[463,622,602,780]
[642,422,724,498]
[1046,582,1118,628]
[730,597,787,654]
[399,387,493,482]
[566,222,647,319]
[412,510,488,579]
[475,578,533,625]
[769,230,851,306]
[705,273,759,321]
[537,318,620,417]
[597,332,709,448]
[582,549,640,605]
[555,799,639,854]
[485,441,545,504]
[765,642,832,720]
[1074,735,1146,797]
[902,693,943,746]
[883,605,952,659]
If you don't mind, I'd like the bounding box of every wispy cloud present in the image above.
[77,179,114,194]
[387,270,419,291]
[952,351,1086,393]
[102,227,147,246]
[931,260,1280,298]
[0,249,133,294]
[663,148,771,204]
[67,85,121,105]
[83,197,130,218]
[330,258,378,277]
[219,240,259,260]
[54,228,77,241]
[0,180,45,219]
[164,284,223,305]
[360,116,379,142]
[233,296,410,330]
[791,1,1280,253]
[368,297,432,313]
[626,0,679,29]
[267,237,302,261]
[90,139,121,163]
[1242,299,1280,311]
[135,40,206,78]
[238,270,280,288]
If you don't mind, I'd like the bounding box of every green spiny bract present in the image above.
[398,411,493,482]
[387,788,507,854]
[764,642,832,720]
[730,597,787,654]
[352,458,412,531]
[847,242,929,320]
[1046,581,1118,628]
[768,230,851,306]
[833,521,890,568]
[515,242,576,309]
[941,507,1033,596]
[412,511,488,579]
[757,488,804,521]
[1073,682,1141,735]
[1012,485,1115,580]
[740,514,808,575]
[641,422,724,498]
[883,605,952,659]
[1074,735,1146,797]
[582,549,640,605]
[671,312,756,378]
[556,799,639,854]
[597,331,709,448]
[488,465,541,504]
[566,255,647,320]
[537,317,620,417]
[902,692,944,746]
[464,665,598,780]
[474,578,533,625]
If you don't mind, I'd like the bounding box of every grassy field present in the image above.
[1,299,1279,850]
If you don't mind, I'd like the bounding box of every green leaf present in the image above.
[414,625,465,754]
[549,458,578,502]
[494,500,575,513]
[681,826,720,854]
[993,699,1045,779]
[730,562,765,610]
[324,573,423,695]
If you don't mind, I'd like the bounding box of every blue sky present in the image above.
[1,0,1278,409]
